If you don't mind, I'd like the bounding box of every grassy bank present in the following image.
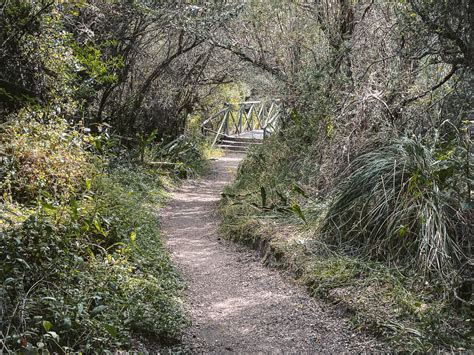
[219,140,472,352]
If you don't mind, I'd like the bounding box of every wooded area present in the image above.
[0,0,472,352]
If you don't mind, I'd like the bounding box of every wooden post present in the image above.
[223,108,229,136]
[246,103,255,131]
[237,105,243,134]
[229,110,235,134]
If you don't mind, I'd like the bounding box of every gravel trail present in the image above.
[160,152,385,353]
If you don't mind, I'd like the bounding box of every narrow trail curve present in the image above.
[161,153,385,353]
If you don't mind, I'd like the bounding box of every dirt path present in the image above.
[161,153,385,353]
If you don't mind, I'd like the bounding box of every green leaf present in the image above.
[86,247,95,260]
[45,331,59,341]
[260,186,267,208]
[103,323,118,337]
[130,230,137,243]
[292,184,308,198]
[41,202,58,215]
[43,320,53,332]
[106,242,125,251]
[85,178,92,190]
[16,258,31,269]
[291,203,307,224]
[82,221,90,232]
[70,199,79,220]
[93,218,107,237]
[145,129,158,145]
[398,225,408,237]
[41,297,57,302]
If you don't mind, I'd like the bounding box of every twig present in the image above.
[399,64,458,107]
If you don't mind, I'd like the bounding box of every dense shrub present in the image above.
[1,114,97,202]
[0,120,187,352]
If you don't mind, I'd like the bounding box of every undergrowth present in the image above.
[0,115,210,352]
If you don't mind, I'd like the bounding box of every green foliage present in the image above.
[0,2,215,347]
[304,254,471,351]
[202,82,249,112]
[0,121,187,352]
[72,43,123,85]
[154,133,211,178]
[1,114,97,202]
[136,129,158,163]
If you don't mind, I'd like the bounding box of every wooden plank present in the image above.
[265,102,275,128]
[223,109,229,135]
[229,110,236,134]
[256,101,266,129]
[212,111,229,147]
[264,112,280,128]
[239,100,262,105]
[200,107,228,127]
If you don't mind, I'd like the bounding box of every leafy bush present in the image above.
[1,114,97,202]
[0,119,186,352]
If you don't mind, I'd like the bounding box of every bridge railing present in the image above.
[201,99,282,147]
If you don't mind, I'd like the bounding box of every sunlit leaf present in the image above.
[43,320,53,332]
[291,203,307,224]
[91,305,107,315]
[103,323,118,337]
[93,218,107,237]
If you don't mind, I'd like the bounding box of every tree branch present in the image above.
[399,64,458,107]
[211,41,287,82]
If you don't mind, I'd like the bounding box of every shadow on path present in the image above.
[160,152,384,353]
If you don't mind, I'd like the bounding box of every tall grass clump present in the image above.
[322,137,472,285]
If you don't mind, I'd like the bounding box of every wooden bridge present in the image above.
[201,99,282,152]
